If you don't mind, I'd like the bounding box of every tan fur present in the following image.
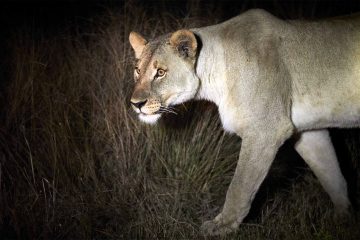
[129,32,148,58]
[129,9,360,235]
[170,30,198,59]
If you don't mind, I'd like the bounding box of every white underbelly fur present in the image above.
[291,102,360,131]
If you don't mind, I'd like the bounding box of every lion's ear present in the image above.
[129,31,148,58]
[169,29,197,59]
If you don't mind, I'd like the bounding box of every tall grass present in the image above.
[0,1,359,239]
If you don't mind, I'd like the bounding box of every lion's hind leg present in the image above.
[294,129,351,217]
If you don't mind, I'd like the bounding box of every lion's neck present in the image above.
[193,29,228,107]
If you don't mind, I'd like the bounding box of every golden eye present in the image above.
[157,69,166,77]
[135,67,140,74]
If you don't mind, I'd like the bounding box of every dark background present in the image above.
[1,0,360,89]
[1,0,360,239]
[1,0,360,35]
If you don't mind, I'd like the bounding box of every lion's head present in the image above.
[129,30,199,124]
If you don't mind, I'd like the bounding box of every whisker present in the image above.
[158,110,174,115]
[167,106,177,112]
[161,108,176,114]
[181,103,188,112]
[160,106,178,115]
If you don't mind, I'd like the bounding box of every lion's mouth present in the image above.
[135,106,177,125]
[138,112,162,124]
[136,106,177,115]
[131,100,178,124]
[137,106,177,116]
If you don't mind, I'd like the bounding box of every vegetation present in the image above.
[0,1,359,239]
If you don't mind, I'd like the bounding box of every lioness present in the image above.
[129,9,360,235]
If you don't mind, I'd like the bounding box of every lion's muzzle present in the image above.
[130,99,147,110]
[130,97,162,115]
[130,97,162,124]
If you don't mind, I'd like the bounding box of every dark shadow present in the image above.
[245,129,360,221]
[161,100,217,130]
[330,129,359,210]
[244,138,307,221]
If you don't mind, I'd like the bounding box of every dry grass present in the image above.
[0,1,359,239]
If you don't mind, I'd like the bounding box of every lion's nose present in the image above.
[131,99,147,109]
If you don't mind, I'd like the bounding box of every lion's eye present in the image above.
[135,67,140,74]
[157,69,166,77]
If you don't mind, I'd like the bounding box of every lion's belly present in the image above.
[218,104,240,134]
[291,100,360,131]
[290,59,360,131]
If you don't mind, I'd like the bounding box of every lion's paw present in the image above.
[200,219,238,236]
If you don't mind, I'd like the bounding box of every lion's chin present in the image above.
[138,113,162,125]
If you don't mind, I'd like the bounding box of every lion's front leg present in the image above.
[201,125,293,236]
